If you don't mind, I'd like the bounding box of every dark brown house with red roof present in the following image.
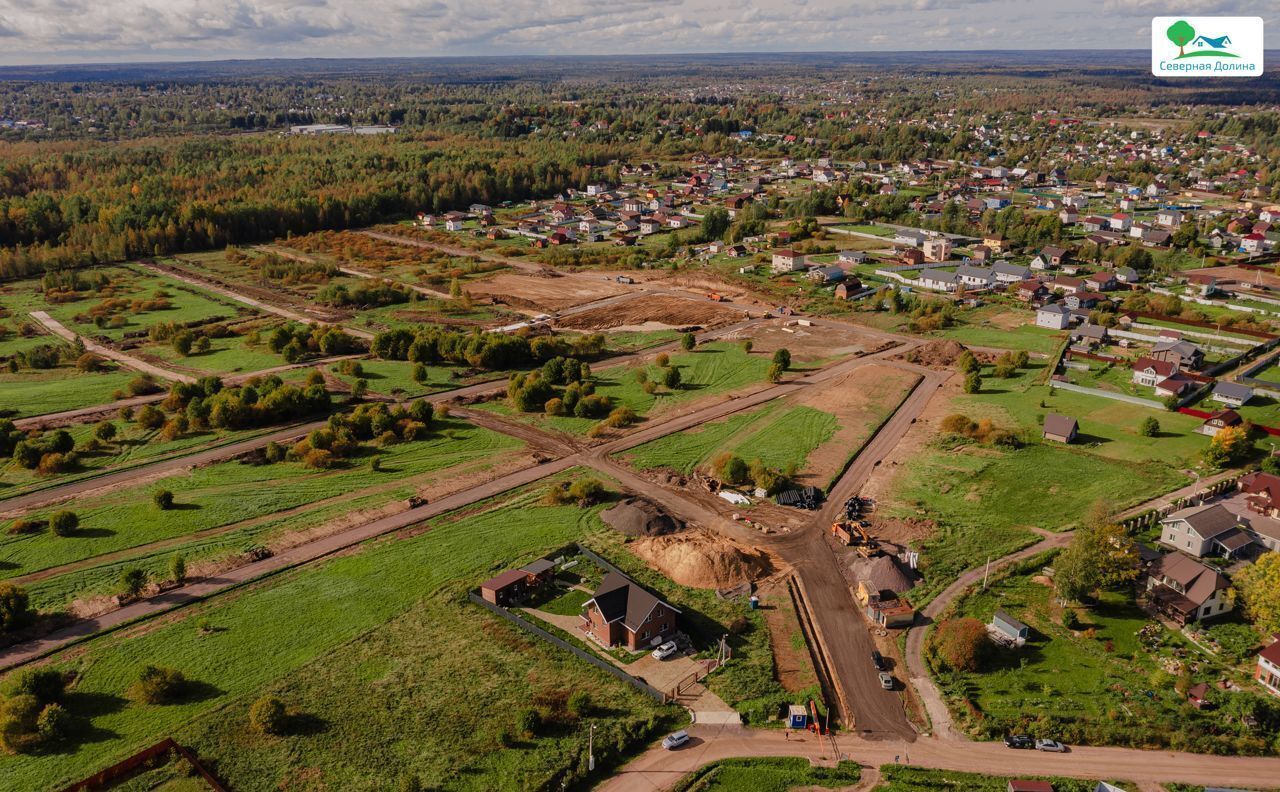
[582,571,680,650]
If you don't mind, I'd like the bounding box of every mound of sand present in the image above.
[601,497,683,537]
[901,339,968,369]
[629,530,773,589]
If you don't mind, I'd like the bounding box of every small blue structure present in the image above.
[787,705,808,729]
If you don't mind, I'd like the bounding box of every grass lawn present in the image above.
[622,404,783,474]
[0,418,523,586]
[0,424,282,505]
[874,765,1133,792]
[329,358,479,399]
[4,265,257,344]
[479,342,772,434]
[537,587,591,616]
[730,406,838,473]
[958,364,1208,466]
[672,757,860,792]
[935,323,1064,356]
[145,334,289,375]
[936,563,1269,753]
[0,365,140,418]
[0,472,679,791]
[889,442,1186,607]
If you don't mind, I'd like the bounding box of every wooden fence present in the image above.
[60,738,225,792]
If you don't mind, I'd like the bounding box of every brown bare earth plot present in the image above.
[791,363,922,488]
[1184,264,1280,290]
[628,528,775,589]
[464,271,629,312]
[717,317,887,363]
[555,293,743,330]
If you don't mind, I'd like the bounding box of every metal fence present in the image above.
[468,592,668,703]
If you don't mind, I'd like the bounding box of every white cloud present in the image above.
[0,0,1274,65]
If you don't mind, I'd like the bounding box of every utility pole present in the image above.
[981,555,991,591]
[588,723,595,771]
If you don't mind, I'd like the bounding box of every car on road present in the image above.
[878,672,894,690]
[651,641,679,660]
[1035,739,1068,753]
[1003,734,1034,749]
[870,650,886,671]
[662,730,690,750]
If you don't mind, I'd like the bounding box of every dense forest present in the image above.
[0,134,629,279]
[2,59,1279,279]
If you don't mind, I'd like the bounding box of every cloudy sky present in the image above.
[0,0,1274,65]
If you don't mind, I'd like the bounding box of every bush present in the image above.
[93,420,117,442]
[1140,416,1160,437]
[5,668,65,706]
[711,452,751,486]
[248,695,289,736]
[121,567,148,599]
[128,665,187,705]
[567,478,607,506]
[170,554,187,584]
[7,519,44,536]
[930,618,990,673]
[49,511,79,537]
[153,489,175,510]
[766,362,783,383]
[680,332,696,351]
[136,404,165,429]
[35,703,71,743]
[662,366,682,389]
[0,583,32,634]
[963,372,982,394]
[772,348,791,370]
[515,707,541,738]
[566,690,592,718]
[0,694,42,753]
[654,352,670,367]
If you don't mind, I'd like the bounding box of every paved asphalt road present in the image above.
[596,722,1280,792]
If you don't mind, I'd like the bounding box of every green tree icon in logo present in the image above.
[1166,20,1195,57]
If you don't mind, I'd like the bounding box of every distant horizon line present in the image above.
[0,48,1177,72]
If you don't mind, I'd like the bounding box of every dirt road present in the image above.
[336,265,452,300]
[136,260,376,341]
[0,455,579,671]
[360,229,546,273]
[596,722,1280,792]
[28,311,196,385]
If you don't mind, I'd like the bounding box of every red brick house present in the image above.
[582,571,680,650]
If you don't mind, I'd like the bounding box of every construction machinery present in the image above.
[831,519,881,557]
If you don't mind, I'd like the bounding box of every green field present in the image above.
[623,404,783,473]
[958,364,1208,466]
[730,406,838,472]
[935,323,1064,356]
[0,421,291,505]
[874,765,1133,792]
[622,402,839,475]
[329,358,478,398]
[1,419,523,596]
[890,442,1185,606]
[0,473,677,791]
[0,266,256,344]
[672,757,860,792]
[145,333,290,375]
[0,365,141,418]
[936,562,1270,753]
[479,342,773,434]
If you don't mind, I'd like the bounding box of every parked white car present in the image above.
[662,730,690,750]
[651,641,679,660]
